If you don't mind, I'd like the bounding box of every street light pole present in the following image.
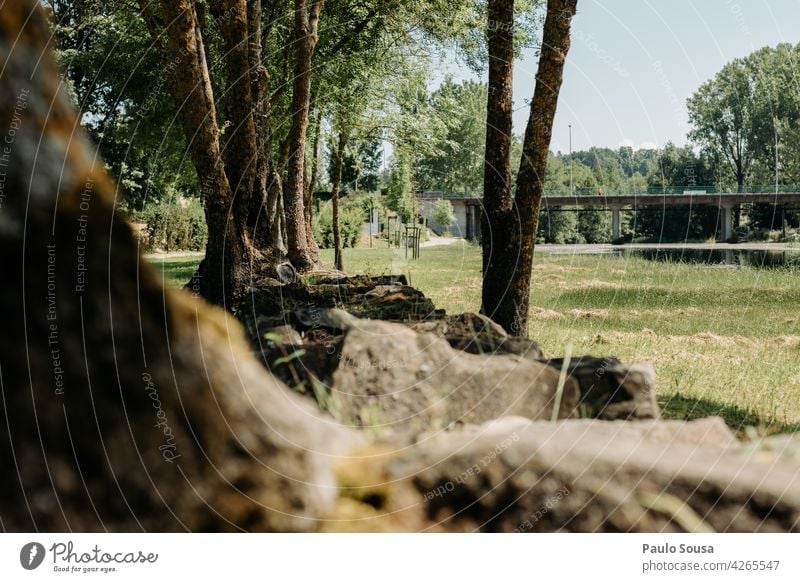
[775,120,779,194]
[569,124,574,197]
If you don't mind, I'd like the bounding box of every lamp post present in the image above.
[775,118,779,195]
[569,124,574,197]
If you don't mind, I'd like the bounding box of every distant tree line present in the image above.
[413,41,800,243]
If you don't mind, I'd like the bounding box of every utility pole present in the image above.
[775,120,779,194]
[569,124,574,197]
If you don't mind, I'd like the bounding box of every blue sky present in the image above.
[441,0,800,154]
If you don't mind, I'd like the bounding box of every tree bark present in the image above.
[246,0,286,263]
[143,0,254,307]
[331,130,347,271]
[284,0,324,271]
[507,0,577,336]
[480,0,518,332]
[482,0,577,336]
[139,0,288,305]
[306,106,323,238]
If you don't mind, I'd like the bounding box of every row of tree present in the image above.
[49,0,539,304]
[51,0,800,336]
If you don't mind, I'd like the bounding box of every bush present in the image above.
[135,197,207,252]
[578,208,610,243]
[431,199,456,235]
[537,207,582,244]
[313,198,364,249]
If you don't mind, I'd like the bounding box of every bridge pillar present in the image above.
[610,205,622,241]
[720,203,735,241]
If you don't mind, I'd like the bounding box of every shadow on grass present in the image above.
[152,257,201,288]
[660,393,800,436]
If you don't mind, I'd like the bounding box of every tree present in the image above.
[47,1,197,209]
[415,79,488,194]
[482,0,578,337]
[284,0,325,271]
[133,0,303,306]
[334,140,383,193]
[687,58,758,192]
[386,155,415,223]
[480,0,517,331]
[432,199,457,235]
[330,129,348,270]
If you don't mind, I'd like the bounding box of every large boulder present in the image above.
[330,319,579,433]
[248,306,659,431]
[0,1,357,532]
[329,417,799,532]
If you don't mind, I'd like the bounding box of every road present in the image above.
[535,242,800,254]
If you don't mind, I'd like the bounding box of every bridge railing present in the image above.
[416,185,800,200]
[549,185,800,196]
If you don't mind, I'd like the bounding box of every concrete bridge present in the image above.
[541,192,800,240]
[418,191,800,241]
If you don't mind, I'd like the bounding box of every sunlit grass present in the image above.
[152,242,800,433]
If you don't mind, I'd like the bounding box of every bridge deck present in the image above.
[539,192,800,207]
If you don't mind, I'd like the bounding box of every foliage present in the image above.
[385,155,415,222]
[134,196,207,252]
[359,192,385,218]
[537,208,579,244]
[431,199,456,235]
[47,1,198,208]
[329,139,383,193]
[687,44,800,193]
[415,79,487,194]
[313,198,365,249]
[536,145,727,242]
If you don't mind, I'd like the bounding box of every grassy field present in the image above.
[151,243,800,434]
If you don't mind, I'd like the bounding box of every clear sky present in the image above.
[444,0,800,154]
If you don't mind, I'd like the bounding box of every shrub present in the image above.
[136,197,207,252]
[431,199,456,235]
[313,198,364,249]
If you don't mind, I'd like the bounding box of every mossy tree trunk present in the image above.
[284,0,324,271]
[482,0,577,337]
[138,0,285,306]
[331,130,348,271]
[480,0,518,333]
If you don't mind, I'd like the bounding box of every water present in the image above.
[622,248,800,269]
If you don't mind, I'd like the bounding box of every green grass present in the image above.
[153,242,800,434]
[149,254,202,288]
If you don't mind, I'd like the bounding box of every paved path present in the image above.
[535,242,800,254]
[421,236,460,248]
[145,251,204,260]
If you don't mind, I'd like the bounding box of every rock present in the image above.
[276,262,297,283]
[330,418,800,532]
[236,276,444,337]
[0,3,358,532]
[330,319,579,433]
[412,313,544,360]
[740,433,800,462]
[292,307,359,332]
[542,356,658,420]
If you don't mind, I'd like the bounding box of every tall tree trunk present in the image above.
[480,0,518,332]
[501,0,577,337]
[331,130,347,271]
[246,0,286,263]
[305,106,323,246]
[284,0,324,271]
[140,0,287,305]
[141,0,252,307]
